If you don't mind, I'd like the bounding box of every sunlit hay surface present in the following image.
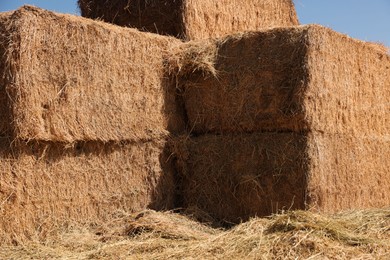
[0,139,176,245]
[0,6,185,143]
[171,25,390,135]
[1,209,389,259]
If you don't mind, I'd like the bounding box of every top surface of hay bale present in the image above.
[78,0,299,40]
[1,6,185,142]
[174,25,390,136]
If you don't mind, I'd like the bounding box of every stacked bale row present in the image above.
[171,25,390,223]
[0,6,183,244]
[78,0,299,40]
[1,0,389,244]
[0,1,301,244]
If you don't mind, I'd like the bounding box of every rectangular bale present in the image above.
[0,12,12,136]
[78,0,299,40]
[0,6,185,143]
[174,25,390,136]
[0,138,175,245]
[305,134,390,213]
[174,133,390,223]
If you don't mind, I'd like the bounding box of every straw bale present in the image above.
[174,25,390,136]
[305,133,390,213]
[173,133,390,224]
[78,0,299,40]
[0,6,184,142]
[173,133,308,223]
[0,138,175,245]
[0,12,12,136]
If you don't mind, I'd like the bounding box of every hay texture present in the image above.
[0,12,12,136]
[78,0,299,40]
[1,209,389,259]
[0,6,184,142]
[173,133,390,224]
[0,138,175,245]
[173,25,390,136]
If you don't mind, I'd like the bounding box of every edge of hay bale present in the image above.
[172,132,390,223]
[0,12,13,137]
[171,133,309,224]
[304,25,390,136]
[1,5,185,143]
[78,0,299,40]
[305,133,390,213]
[183,0,299,40]
[78,0,185,38]
[170,24,390,136]
[0,137,176,245]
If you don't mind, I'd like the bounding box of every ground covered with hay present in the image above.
[1,208,389,259]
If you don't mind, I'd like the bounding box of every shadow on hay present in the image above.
[168,133,312,227]
[166,35,312,225]
[148,71,189,212]
[78,0,185,38]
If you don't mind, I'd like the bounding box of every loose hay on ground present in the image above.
[0,209,389,259]
[170,25,390,136]
[78,0,299,40]
[0,6,185,142]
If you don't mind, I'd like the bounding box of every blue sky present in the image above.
[0,0,389,46]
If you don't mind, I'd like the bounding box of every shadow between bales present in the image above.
[165,132,311,227]
[147,63,188,212]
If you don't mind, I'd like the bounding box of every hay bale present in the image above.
[0,6,185,142]
[0,138,175,245]
[173,133,390,223]
[78,0,299,40]
[173,25,390,135]
[0,12,12,136]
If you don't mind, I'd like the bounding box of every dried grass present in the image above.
[172,133,308,224]
[0,12,12,136]
[0,6,185,142]
[305,133,390,213]
[78,0,184,37]
[167,39,218,78]
[182,0,299,40]
[78,0,299,40]
[171,133,390,223]
[1,209,389,259]
[0,138,176,245]
[172,25,390,136]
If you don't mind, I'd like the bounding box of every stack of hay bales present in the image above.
[1,0,389,245]
[78,0,299,40]
[0,6,184,244]
[171,26,390,223]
